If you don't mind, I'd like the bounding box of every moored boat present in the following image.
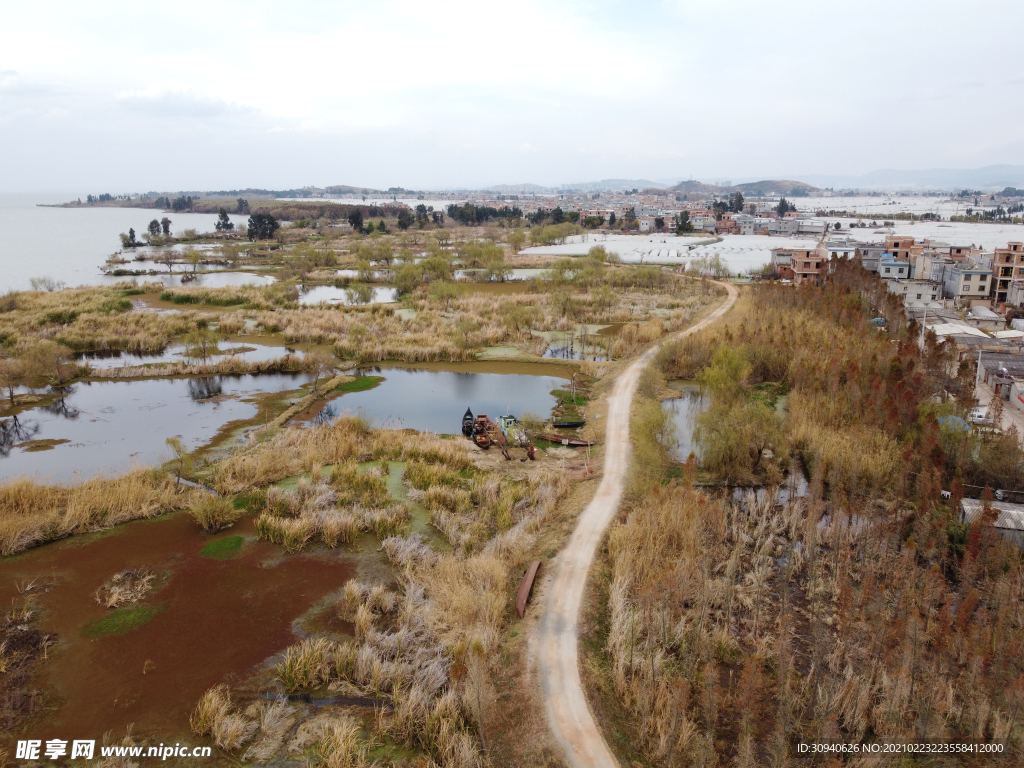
[462,407,474,437]
[537,432,594,447]
[552,419,585,428]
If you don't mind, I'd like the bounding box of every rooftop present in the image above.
[961,499,1024,532]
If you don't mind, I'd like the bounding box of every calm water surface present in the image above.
[299,285,397,306]
[78,340,302,370]
[0,194,248,291]
[0,373,311,483]
[662,381,705,462]
[316,366,568,432]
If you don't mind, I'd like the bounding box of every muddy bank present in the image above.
[0,510,354,746]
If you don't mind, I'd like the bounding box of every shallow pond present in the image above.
[454,268,549,282]
[311,364,569,433]
[0,510,354,748]
[534,326,611,361]
[78,340,303,370]
[0,374,311,483]
[100,271,275,288]
[661,381,705,462]
[299,285,398,306]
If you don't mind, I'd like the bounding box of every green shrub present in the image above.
[41,309,78,325]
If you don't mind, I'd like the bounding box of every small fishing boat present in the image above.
[462,407,474,437]
[551,419,586,429]
[497,414,526,445]
[473,414,496,449]
[537,432,594,447]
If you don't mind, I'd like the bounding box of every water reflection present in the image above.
[309,367,568,434]
[0,373,312,483]
[299,285,397,306]
[188,378,223,400]
[0,414,41,458]
[78,341,303,370]
[661,381,705,462]
[314,403,339,427]
[41,386,81,419]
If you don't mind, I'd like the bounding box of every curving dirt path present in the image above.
[537,282,738,768]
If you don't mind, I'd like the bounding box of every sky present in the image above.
[1,0,1023,193]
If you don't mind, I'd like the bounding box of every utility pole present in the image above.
[976,348,983,405]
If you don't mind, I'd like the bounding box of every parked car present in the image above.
[969,407,995,427]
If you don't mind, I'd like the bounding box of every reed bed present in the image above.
[214,417,469,493]
[158,283,298,310]
[241,269,709,363]
[238,467,574,765]
[188,497,242,533]
[0,284,198,353]
[255,471,411,551]
[608,265,1024,764]
[92,353,304,379]
[0,469,188,556]
[604,480,1024,765]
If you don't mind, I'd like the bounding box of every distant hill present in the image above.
[794,165,1024,191]
[558,178,670,192]
[666,179,821,198]
[198,185,382,198]
[484,183,552,194]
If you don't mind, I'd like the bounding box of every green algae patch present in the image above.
[200,535,244,560]
[336,376,384,393]
[16,438,71,452]
[85,604,166,637]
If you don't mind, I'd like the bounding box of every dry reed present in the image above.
[0,469,188,556]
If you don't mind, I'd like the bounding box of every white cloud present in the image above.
[0,0,1023,190]
[115,88,255,118]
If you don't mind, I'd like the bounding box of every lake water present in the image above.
[0,194,249,292]
[314,366,568,433]
[0,373,311,483]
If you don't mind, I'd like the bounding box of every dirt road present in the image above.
[537,282,738,768]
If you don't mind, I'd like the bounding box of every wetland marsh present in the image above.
[0,207,723,765]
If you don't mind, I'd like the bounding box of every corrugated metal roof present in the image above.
[930,323,989,338]
[961,499,1024,531]
[971,306,1001,319]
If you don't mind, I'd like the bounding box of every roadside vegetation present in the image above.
[585,259,1024,765]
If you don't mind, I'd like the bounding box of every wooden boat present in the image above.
[473,414,502,449]
[516,560,541,618]
[462,407,474,437]
[537,432,594,447]
[551,419,585,428]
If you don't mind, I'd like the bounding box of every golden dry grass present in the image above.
[189,496,243,533]
[0,469,189,555]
